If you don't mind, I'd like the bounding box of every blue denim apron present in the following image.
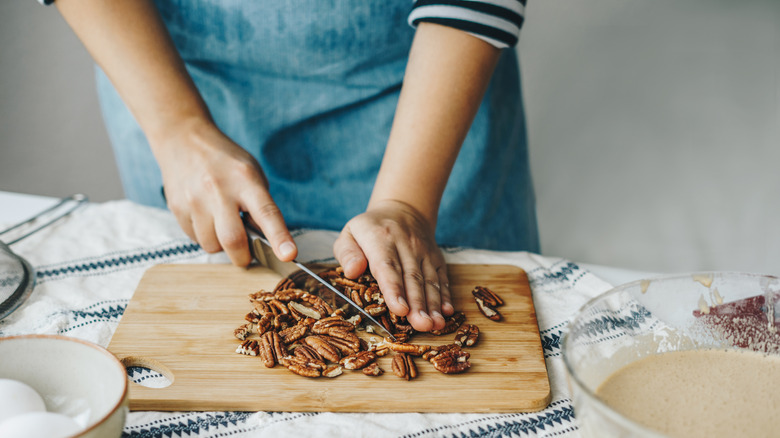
[96,0,539,252]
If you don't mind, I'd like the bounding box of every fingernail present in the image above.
[418,310,432,321]
[280,242,295,258]
[397,296,408,311]
[432,310,443,321]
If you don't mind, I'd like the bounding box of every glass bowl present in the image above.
[562,271,780,437]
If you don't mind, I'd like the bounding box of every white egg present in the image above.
[0,378,46,424]
[0,411,82,438]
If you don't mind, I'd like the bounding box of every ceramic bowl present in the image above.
[562,272,780,437]
[0,334,128,437]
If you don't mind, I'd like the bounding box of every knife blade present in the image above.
[243,219,396,341]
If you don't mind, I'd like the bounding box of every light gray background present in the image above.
[1,1,779,274]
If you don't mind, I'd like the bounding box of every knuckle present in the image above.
[404,270,425,286]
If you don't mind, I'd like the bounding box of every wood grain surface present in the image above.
[108,264,551,413]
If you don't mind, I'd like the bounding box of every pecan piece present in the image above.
[268,299,290,315]
[235,339,259,356]
[299,293,334,316]
[255,313,273,336]
[248,291,275,302]
[474,297,502,321]
[279,322,309,344]
[362,362,383,376]
[430,312,465,335]
[386,341,431,356]
[391,353,418,381]
[234,323,253,340]
[251,300,273,316]
[322,365,343,378]
[364,303,388,317]
[339,351,377,370]
[273,313,294,330]
[471,286,504,307]
[321,331,361,356]
[259,331,286,367]
[304,335,341,363]
[454,323,480,347]
[288,301,322,320]
[430,349,471,374]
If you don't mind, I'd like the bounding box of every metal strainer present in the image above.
[0,194,88,320]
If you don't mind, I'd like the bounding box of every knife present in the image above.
[243,219,396,341]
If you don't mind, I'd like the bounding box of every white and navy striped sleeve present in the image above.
[408,0,526,49]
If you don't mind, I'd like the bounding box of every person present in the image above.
[47,0,538,332]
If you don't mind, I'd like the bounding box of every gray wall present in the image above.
[2,1,779,274]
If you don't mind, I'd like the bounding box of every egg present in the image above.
[0,411,82,438]
[0,378,46,424]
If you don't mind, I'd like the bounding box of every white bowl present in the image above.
[0,335,128,437]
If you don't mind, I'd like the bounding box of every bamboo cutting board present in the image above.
[108,264,550,413]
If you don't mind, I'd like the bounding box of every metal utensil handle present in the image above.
[0,194,88,245]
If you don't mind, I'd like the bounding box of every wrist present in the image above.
[146,113,217,156]
[367,198,438,232]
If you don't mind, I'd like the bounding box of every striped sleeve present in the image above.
[408,0,526,49]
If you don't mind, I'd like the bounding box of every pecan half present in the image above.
[430,312,466,335]
[391,353,418,381]
[472,286,504,307]
[235,339,259,356]
[312,316,355,335]
[422,343,462,361]
[364,303,388,317]
[474,297,502,321]
[272,278,296,293]
[279,322,309,344]
[321,332,360,356]
[234,323,253,340]
[249,291,275,302]
[339,351,377,370]
[268,299,290,315]
[273,313,295,330]
[259,331,286,367]
[362,362,383,376]
[255,313,273,336]
[293,344,325,364]
[251,300,273,316]
[430,349,471,374]
[299,293,334,316]
[386,341,431,356]
[282,356,322,378]
[454,323,480,347]
[304,335,341,363]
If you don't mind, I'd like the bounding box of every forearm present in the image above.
[369,22,501,227]
[56,0,210,145]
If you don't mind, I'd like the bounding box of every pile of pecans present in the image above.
[233,267,503,379]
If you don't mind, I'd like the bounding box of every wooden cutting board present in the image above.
[108,263,550,413]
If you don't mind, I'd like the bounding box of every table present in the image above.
[0,191,659,438]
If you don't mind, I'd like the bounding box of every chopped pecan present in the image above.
[430,349,471,374]
[259,331,286,367]
[346,314,363,326]
[454,323,480,347]
[235,339,259,356]
[362,362,383,376]
[474,297,502,321]
[304,335,341,363]
[330,308,348,318]
[386,341,431,356]
[391,333,412,343]
[471,286,504,307]
[363,284,382,305]
[288,301,322,320]
[349,289,365,308]
[430,311,466,335]
[391,353,418,381]
[252,300,273,316]
[364,303,388,317]
[279,323,309,344]
[322,365,343,378]
[234,323,253,340]
[273,313,294,330]
[339,351,377,370]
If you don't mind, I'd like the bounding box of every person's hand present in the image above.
[153,120,297,266]
[333,199,454,332]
